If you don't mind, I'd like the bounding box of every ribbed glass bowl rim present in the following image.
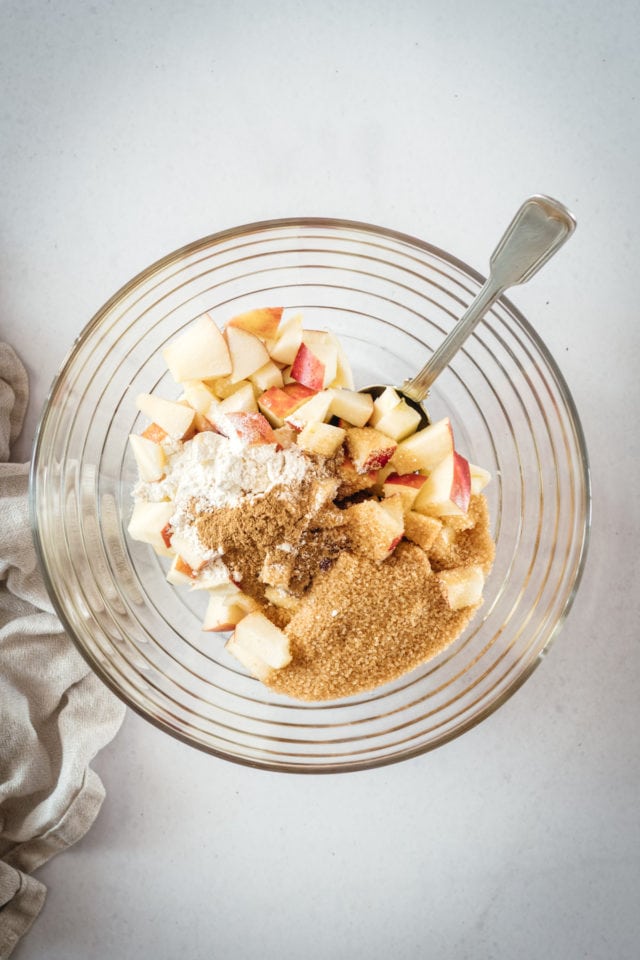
[30,216,592,773]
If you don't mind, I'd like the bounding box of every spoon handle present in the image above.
[402,195,576,402]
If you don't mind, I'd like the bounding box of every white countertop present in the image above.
[3,2,639,958]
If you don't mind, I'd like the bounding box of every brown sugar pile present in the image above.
[266,500,494,701]
[193,453,494,699]
[196,473,348,618]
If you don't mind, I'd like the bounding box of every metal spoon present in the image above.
[362,195,576,425]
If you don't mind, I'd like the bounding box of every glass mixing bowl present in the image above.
[30,219,590,772]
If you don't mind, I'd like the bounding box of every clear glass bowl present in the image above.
[30,219,590,772]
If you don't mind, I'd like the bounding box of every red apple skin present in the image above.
[341,456,378,482]
[141,423,168,443]
[451,451,471,513]
[384,473,427,490]
[175,555,195,577]
[221,411,277,445]
[388,535,403,553]
[361,447,396,471]
[203,621,237,633]
[260,383,317,419]
[290,343,325,391]
[161,523,173,549]
[259,387,299,419]
[282,382,317,402]
[227,307,283,340]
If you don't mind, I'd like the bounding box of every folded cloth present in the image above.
[0,343,125,958]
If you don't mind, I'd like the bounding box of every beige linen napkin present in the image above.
[0,343,125,958]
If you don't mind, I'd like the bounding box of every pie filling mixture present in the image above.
[128,307,495,700]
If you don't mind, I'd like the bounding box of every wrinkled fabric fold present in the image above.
[0,342,125,958]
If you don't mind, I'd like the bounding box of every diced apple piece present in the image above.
[161,523,173,548]
[272,425,298,447]
[392,417,454,474]
[230,612,292,669]
[169,530,208,571]
[332,336,355,390]
[335,457,379,498]
[250,360,284,392]
[264,586,302,612]
[216,411,277,446]
[225,326,270,383]
[189,569,240,593]
[166,555,195,586]
[225,634,272,681]
[181,379,218,416]
[216,382,258,415]
[127,501,174,556]
[344,427,397,473]
[370,386,402,426]
[203,601,247,632]
[370,463,396,495]
[296,421,346,458]
[226,307,283,341]
[403,512,442,552]
[290,342,337,390]
[437,564,485,610]
[470,463,491,494]
[329,389,374,427]
[192,411,218,433]
[413,451,472,517]
[162,314,232,382]
[375,400,422,442]
[285,390,333,429]
[141,422,168,443]
[257,383,317,427]
[186,430,225,463]
[345,498,404,562]
[136,393,195,439]
[210,376,252,399]
[382,472,427,513]
[283,382,318,404]
[129,433,166,482]
[202,588,260,632]
[268,312,303,364]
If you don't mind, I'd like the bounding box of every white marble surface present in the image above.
[2,1,639,958]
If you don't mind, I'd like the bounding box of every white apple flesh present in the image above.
[127,500,175,555]
[413,451,471,516]
[392,417,454,474]
[128,433,166,482]
[136,393,195,439]
[162,314,232,382]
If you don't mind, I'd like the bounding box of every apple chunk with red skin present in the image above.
[290,342,337,391]
[344,427,397,473]
[127,500,174,556]
[226,307,283,341]
[216,411,277,446]
[258,382,317,426]
[414,451,471,517]
[382,472,427,513]
[345,496,404,562]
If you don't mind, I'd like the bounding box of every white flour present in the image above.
[133,431,312,569]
